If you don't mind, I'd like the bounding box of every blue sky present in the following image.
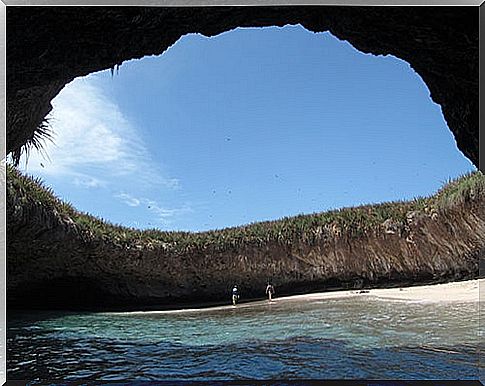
[20,25,476,232]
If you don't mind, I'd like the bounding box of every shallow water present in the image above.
[7,297,483,381]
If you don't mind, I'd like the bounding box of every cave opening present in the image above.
[14,24,476,233]
[6,7,482,315]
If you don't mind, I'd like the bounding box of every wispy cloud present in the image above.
[145,199,193,221]
[115,192,193,224]
[115,192,141,207]
[72,175,105,189]
[19,75,179,190]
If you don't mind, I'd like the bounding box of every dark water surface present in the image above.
[7,297,482,381]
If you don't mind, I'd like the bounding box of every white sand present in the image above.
[275,278,484,304]
[111,279,483,316]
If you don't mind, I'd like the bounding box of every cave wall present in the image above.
[7,6,479,166]
[7,179,484,310]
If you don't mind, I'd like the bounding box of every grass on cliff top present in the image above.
[7,163,484,252]
[433,171,485,209]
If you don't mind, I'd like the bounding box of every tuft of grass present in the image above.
[7,164,484,254]
[10,119,54,166]
[432,171,485,210]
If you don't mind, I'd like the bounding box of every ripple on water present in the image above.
[7,298,481,381]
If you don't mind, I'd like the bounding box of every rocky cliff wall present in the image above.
[7,168,484,310]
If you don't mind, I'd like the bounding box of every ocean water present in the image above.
[7,296,483,381]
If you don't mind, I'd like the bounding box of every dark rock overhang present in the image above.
[6,6,478,167]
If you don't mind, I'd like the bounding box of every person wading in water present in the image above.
[266,282,275,302]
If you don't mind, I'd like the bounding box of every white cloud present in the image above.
[145,199,193,221]
[116,192,141,207]
[115,191,192,224]
[72,175,105,189]
[19,75,179,190]
[15,73,193,228]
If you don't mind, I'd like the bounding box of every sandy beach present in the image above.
[112,278,483,315]
[276,278,484,304]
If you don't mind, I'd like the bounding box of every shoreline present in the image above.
[109,278,484,315]
[276,278,483,303]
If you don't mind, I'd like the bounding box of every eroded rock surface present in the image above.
[7,168,484,310]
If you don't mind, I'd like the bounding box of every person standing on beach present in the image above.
[232,285,239,306]
[266,282,275,301]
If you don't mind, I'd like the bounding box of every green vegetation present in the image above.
[7,163,484,253]
[433,171,485,210]
[10,119,53,166]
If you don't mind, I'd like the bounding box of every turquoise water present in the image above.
[7,297,482,381]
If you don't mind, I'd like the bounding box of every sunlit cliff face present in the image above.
[7,164,484,310]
